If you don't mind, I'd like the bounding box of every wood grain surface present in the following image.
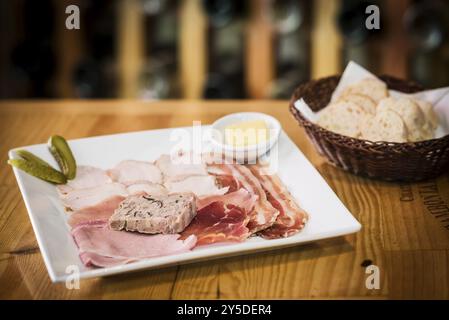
[0,100,448,299]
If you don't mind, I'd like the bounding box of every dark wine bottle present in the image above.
[270,1,310,99]
[267,0,303,35]
[202,0,247,28]
[71,0,117,98]
[406,1,449,87]
[403,1,448,52]
[203,1,246,99]
[337,0,377,45]
[10,0,56,98]
[141,0,179,98]
[203,72,244,99]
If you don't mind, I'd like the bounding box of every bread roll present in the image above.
[317,101,366,138]
[337,93,376,115]
[377,97,430,142]
[360,109,408,143]
[339,78,389,104]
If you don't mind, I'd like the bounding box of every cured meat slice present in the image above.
[61,183,128,211]
[165,175,228,197]
[207,165,241,193]
[215,174,240,193]
[248,165,308,239]
[196,188,257,212]
[72,220,197,267]
[180,202,250,245]
[156,154,208,182]
[126,182,168,196]
[107,160,163,185]
[66,183,167,226]
[67,196,124,227]
[209,164,279,233]
[57,166,112,195]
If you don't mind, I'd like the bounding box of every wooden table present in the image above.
[1,100,448,299]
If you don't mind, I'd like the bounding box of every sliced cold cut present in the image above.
[248,165,308,239]
[67,196,125,227]
[156,154,208,182]
[208,163,279,233]
[72,220,197,267]
[196,188,256,212]
[57,166,112,195]
[107,160,163,185]
[165,175,228,197]
[180,201,250,245]
[61,183,128,211]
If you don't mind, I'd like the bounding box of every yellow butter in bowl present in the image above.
[224,120,269,147]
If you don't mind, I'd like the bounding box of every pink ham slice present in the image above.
[207,163,279,234]
[62,182,167,212]
[248,165,308,239]
[180,202,250,246]
[66,182,168,226]
[68,196,124,227]
[57,166,112,195]
[72,220,197,267]
[107,160,163,186]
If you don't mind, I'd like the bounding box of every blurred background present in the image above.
[0,0,448,100]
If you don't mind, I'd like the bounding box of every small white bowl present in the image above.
[209,112,281,162]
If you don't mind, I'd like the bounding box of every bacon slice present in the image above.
[207,165,241,193]
[215,175,240,193]
[196,188,257,212]
[57,166,112,195]
[180,202,250,245]
[208,163,279,233]
[248,165,308,239]
[72,220,197,267]
[107,160,163,185]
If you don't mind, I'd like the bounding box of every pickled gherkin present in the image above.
[15,149,52,168]
[8,159,67,184]
[48,135,77,180]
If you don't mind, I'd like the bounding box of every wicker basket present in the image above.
[289,75,449,181]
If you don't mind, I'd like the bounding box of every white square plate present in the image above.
[9,127,361,282]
